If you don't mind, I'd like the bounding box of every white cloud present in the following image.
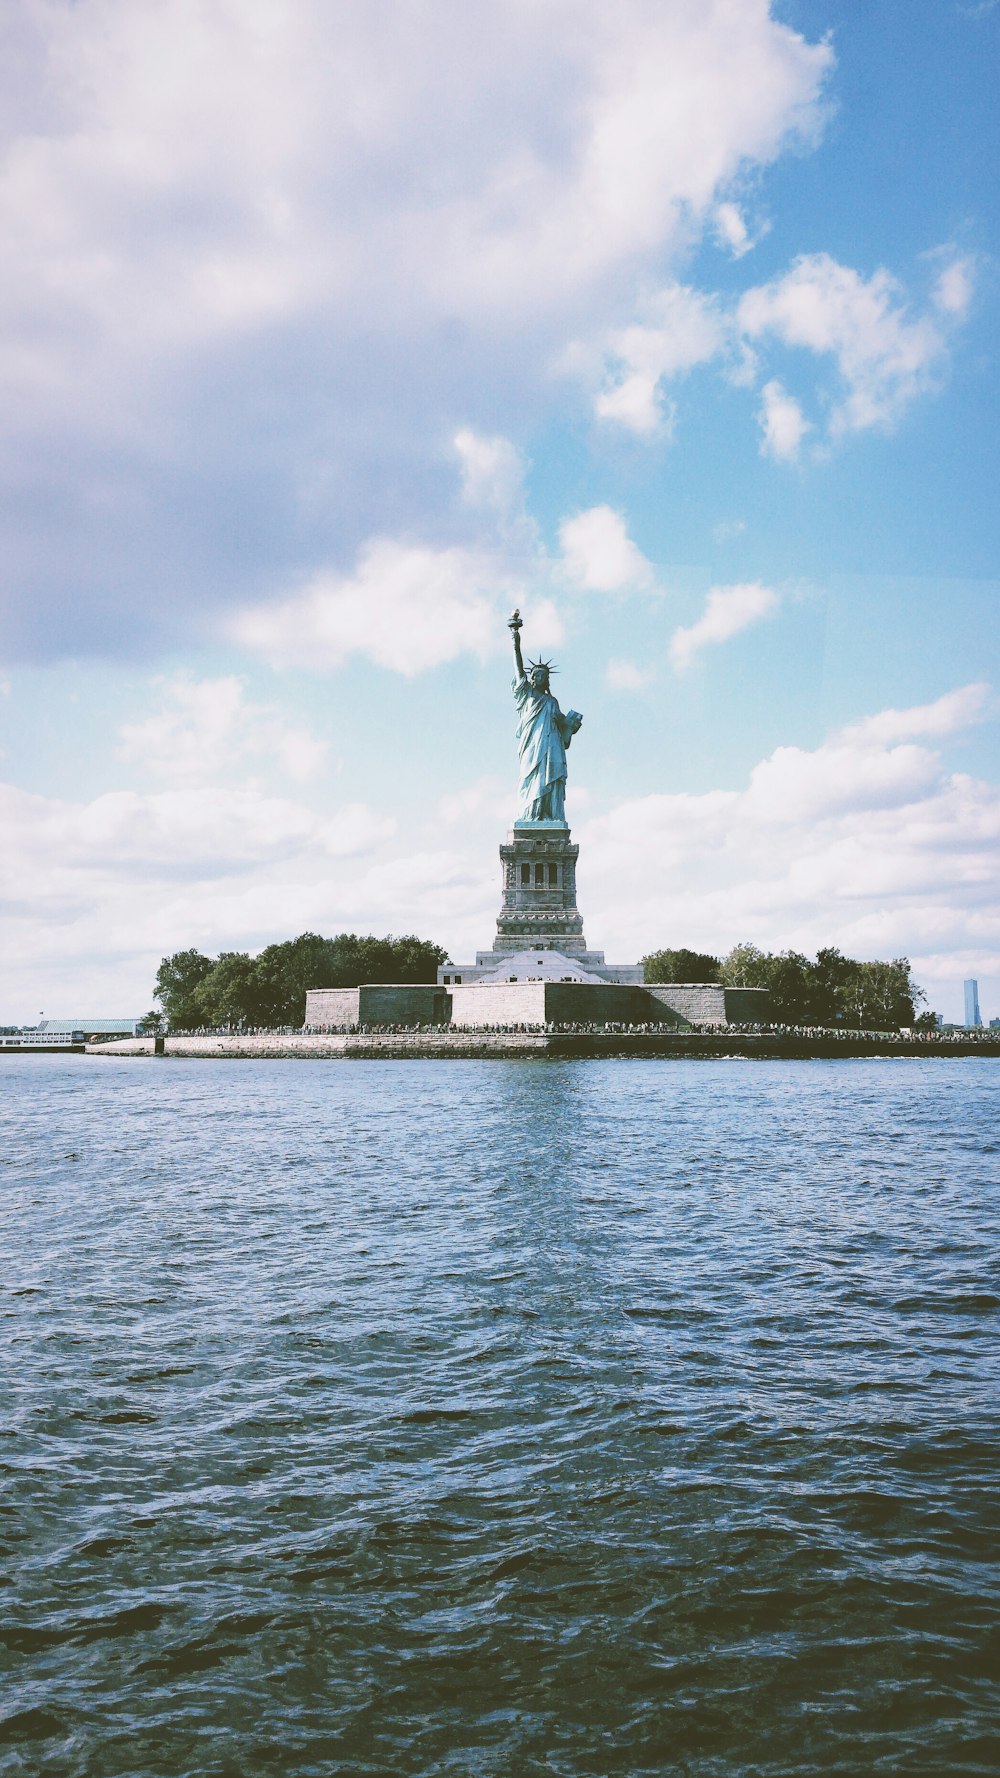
[0,0,834,661]
[437,776,510,827]
[228,414,599,683]
[714,201,767,258]
[454,429,525,514]
[932,255,974,317]
[592,284,727,435]
[118,674,328,785]
[757,377,811,460]
[839,682,992,747]
[0,1,832,415]
[232,539,517,675]
[228,417,585,679]
[0,782,388,878]
[439,2,831,311]
[521,598,567,655]
[714,202,750,257]
[0,772,398,1015]
[744,740,942,825]
[739,688,994,826]
[582,245,972,455]
[559,505,655,593]
[670,582,779,670]
[738,251,972,437]
[606,659,655,692]
[578,685,1000,1016]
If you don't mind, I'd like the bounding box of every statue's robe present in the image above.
[513,674,576,821]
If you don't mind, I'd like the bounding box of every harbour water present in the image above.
[2,1056,998,1775]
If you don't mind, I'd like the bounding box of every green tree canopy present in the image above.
[154,931,448,1029]
[716,941,924,1029]
[838,957,924,1030]
[641,947,721,984]
[197,952,264,1026]
[153,948,214,1028]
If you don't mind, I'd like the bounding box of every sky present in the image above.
[1,0,998,1024]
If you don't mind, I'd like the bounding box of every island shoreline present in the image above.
[78,1033,1000,1061]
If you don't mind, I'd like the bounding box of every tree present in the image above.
[719,943,857,1025]
[648,939,927,1029]
[760,950,830,1024]
[364,933,449,983]
[152,931,450,1029]
[838,958,924,1030]
[317,932,449,991]
[154,949,214,1028]
[642,947,721,984]
[251,933,342,1025]
[265,932,450,1023]
[811,946,853,1026]
[197,952,263,1026]
[719,943,772,989]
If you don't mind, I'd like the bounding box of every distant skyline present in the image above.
[1,0,998,1023]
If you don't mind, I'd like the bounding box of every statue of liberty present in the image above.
[508,610,583,823]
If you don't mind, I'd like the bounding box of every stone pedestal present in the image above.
[494,821,586,955]
[437,820,644,986]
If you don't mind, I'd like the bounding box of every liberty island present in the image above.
[76,611,999,1054]
[304,613,764,1030]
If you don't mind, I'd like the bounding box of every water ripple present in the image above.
[1,1055,998,1776]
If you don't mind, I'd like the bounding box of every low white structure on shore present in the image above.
[1,1016,146,1051]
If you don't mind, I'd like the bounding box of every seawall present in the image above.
[304,981,771,1028]
[86,1033,1000,1061]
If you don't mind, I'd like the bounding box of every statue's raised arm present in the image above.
[508,608,526,683]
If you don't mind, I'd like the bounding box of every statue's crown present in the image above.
[528,657,557,675]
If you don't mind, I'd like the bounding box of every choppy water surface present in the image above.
[1,1057,998,1777]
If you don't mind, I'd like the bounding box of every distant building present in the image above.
[963,980,982,1028]
[36,1017,145,1038]
[1,1016,146,1051]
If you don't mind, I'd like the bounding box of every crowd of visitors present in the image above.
[290,1021,1000,1042]
[97,1020,998,1044]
